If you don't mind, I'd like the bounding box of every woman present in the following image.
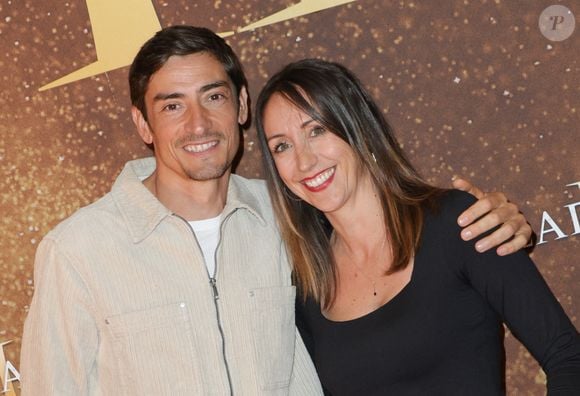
[255,59,580,395]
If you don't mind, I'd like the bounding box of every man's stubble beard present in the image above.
[183,156,232,181]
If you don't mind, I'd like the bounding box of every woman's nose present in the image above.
[296,144,317,172]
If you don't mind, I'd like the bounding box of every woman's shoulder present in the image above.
[418,189,485,260]
[416,190,480,275]
[424,189,477,227]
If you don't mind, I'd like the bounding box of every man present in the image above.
[21,26,531,394]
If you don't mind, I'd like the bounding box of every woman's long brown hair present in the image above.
[255,59,444,309]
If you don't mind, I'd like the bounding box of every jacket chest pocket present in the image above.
[250,286,296,392]
[105,302,201,394]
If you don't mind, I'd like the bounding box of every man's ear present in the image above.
[131,106,153,145]
[237,86,249,125]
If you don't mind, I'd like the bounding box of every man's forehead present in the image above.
[164,53,227,76]
[147,52,232,93]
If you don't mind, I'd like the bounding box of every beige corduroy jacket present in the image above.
[21,157,322,396]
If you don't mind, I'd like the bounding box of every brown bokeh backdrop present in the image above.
[0,1,578,394]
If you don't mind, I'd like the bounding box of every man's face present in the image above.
[132,52,248,185]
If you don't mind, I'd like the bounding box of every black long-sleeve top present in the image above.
[297,190,580,395]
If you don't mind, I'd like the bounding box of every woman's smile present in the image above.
[301,166,336,191]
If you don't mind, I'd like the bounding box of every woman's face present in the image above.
[262,93,367,215]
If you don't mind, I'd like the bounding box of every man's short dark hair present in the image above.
[129,25,247,120]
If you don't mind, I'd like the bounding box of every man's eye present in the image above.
[163,103,179,111]
[209,93,225,101]
[272,142,291,153]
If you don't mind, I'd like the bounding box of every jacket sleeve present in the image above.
[288,326,324,395]
[20,237,98,395]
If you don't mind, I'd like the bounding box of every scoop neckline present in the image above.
[320,256,417,325]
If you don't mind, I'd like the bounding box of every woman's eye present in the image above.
[272,142,291,153]
[310,126,326,137]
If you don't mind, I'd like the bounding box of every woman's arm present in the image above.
[452,190,580,394]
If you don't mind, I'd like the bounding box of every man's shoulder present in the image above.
[231,174,268,191]
[229,174,276,224]
[44,191,121,244]
[45,158,155,244]
[229,174,271,205]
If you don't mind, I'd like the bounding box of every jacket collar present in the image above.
[111,157,267,243]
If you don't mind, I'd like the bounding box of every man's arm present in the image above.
[20,238,98,395]
[453,178,533,256]
[288,327,324,395]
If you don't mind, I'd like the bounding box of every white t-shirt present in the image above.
[189,215,221,277]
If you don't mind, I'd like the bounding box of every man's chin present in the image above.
[185,164,230,182]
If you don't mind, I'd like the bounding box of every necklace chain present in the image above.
[332,233,386,297]
[351,260,380,296]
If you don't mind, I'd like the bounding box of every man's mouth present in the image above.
[183,141,218,153]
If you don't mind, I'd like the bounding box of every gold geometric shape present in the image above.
[38,0,358,91]
[39,0,161,91]
[237,0,357,33]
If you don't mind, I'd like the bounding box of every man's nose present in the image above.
[187,103,211,134]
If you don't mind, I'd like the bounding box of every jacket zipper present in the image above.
[212,214,234,396]
[209,276,234,395]
[178,215,234,395]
